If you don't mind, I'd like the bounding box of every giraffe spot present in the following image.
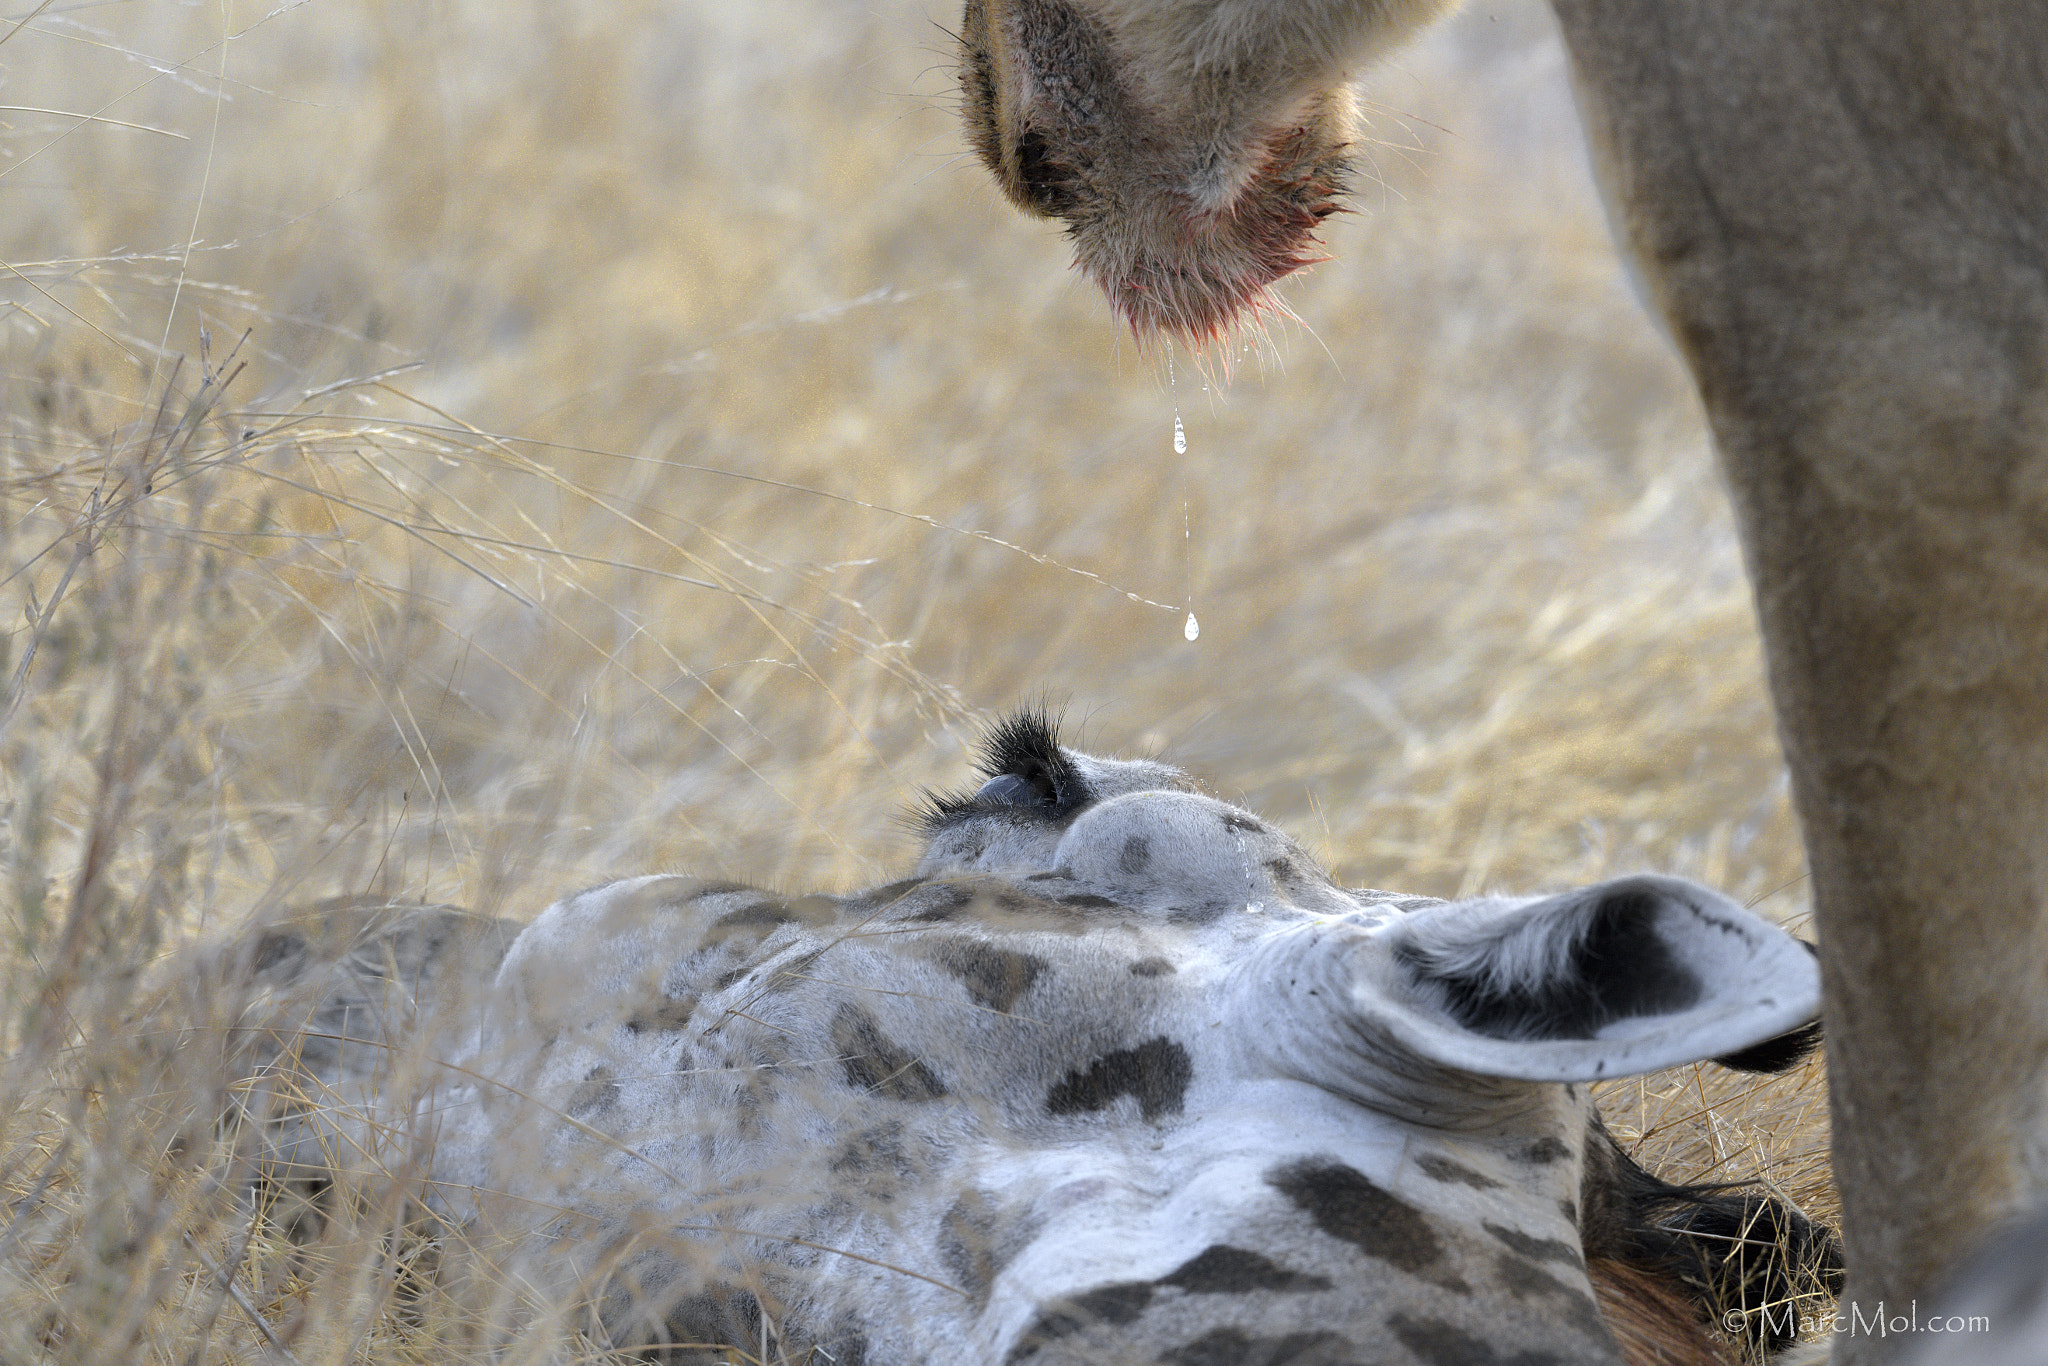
[1118,836,1151,873]
[1415,1154,1504,1190]
[1045,1037,1192,1122]
[904,884,977,923]
[1493,1254,1603,1332]
[1158,1327,1361,1366]
[1496,1253,1567,1300]
[938,1189,1010,1309]
[566,1066,620,1120]
[1386,1312,1569,1366]
[1483,1222,1582,1265]
[760,947,826,994]
[711,944,824,995]
[709,899,796,933]
[657,1284,762,1361]
[1157,1244,1332,1294]
[831,1004,948,1102]
[928,940,1047,1012]
[1129,956,1175,977]
[704,893,839,949]
[624,995,698,1033]
[829,1122,923,1206]
[1000,1242,1335,1362]
[1267,1159,1442,1274]
[994,888,1050,913]
[1056,892,1121,910]
[250,930,308,977]
[1003,1281,1156,1363]
[830,1121,910,1177]
[1514,1136,1572,1164]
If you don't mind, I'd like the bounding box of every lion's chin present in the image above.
[1068,117,1353,349]
[958,0,1356,350]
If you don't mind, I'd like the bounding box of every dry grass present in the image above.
[0,0,1829,1360]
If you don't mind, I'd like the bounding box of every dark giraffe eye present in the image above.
[961,709,1079,815]
[975,766,1060,808]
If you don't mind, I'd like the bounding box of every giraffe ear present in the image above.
[1356,875,1820,1083]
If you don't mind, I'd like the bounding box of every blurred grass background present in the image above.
[0,0,1829,1360]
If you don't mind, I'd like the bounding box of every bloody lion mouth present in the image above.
[958,0,1354,349]
[1067,118,1351,347]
